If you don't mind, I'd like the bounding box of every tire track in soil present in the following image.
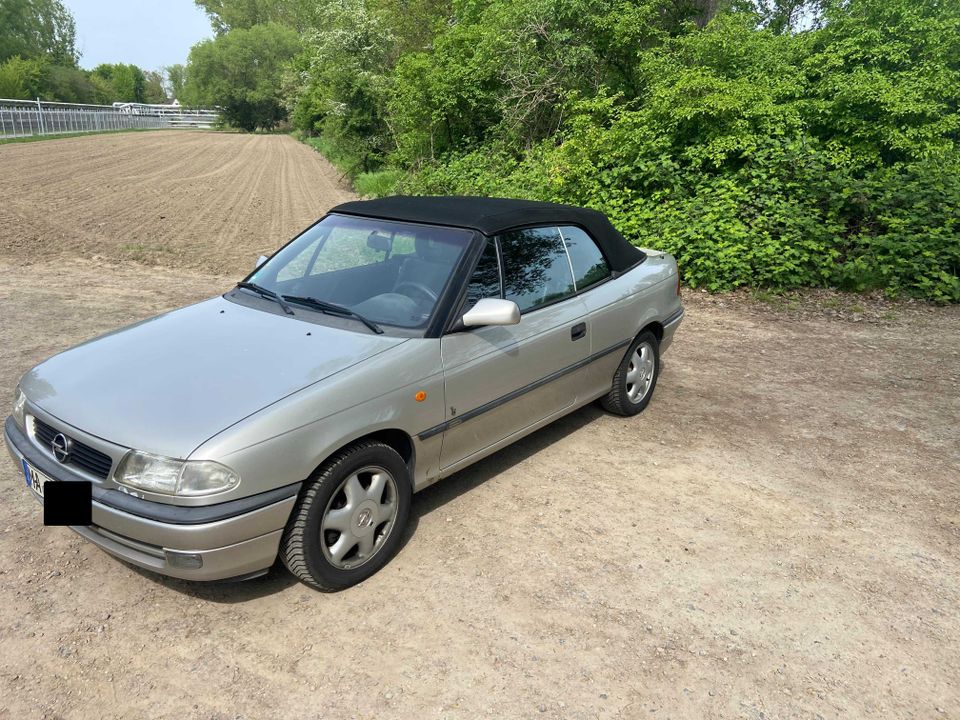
[0,131,355,276]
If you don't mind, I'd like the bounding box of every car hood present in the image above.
[20,296,406,458]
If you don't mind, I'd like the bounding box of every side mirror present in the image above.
[255,254,268,270]
[462,298,521,328]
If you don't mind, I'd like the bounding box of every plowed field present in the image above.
[0,130,353,274]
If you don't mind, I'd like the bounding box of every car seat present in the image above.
[392,233,462,299]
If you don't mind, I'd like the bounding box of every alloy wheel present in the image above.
[625,341,655,403]
[320,465,399,570]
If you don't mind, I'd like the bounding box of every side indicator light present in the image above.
[414,391,427,402]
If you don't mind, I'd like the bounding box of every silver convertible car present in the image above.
[5,196,683,590]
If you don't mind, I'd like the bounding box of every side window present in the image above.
[499,227,575,313]
[560,226,611,290]
[465,240,501,307]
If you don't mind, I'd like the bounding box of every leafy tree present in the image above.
[369,0,452,55]
[185,23,301,130]
[0,0,93,102]
[91,63,147,103]
[143,70,168,103]
[194,0,318,33]
[164,63,187,101]
[385,0,741,162]
[746,0,827,33]
[0,0,78,66]
[0,53,95,101]
[287,0,394,168]
[802,0,960,163]
[44,63,97,102]
[0,55,46,98]
[400,0,960,301]
[111,64,146,102]
[87,72,115,104]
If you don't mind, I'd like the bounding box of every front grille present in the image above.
[33,418,113,479]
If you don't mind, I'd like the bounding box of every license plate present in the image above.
[22,459,53,499]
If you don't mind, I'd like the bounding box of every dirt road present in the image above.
[0,132,958,719]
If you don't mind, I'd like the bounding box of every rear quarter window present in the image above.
[560,226,611,290]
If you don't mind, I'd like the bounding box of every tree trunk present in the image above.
[691,0,721,28]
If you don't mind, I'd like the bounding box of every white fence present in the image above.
[0,99,220,140]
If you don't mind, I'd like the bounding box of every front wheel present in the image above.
[601,331,660,416]
[280,440,411,591]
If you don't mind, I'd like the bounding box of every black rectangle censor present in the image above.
[44,481,92,526]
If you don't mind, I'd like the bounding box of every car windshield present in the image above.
[247,214,473,330]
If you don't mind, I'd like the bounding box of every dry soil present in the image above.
[0,131,958,720]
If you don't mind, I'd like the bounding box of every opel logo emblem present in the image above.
[356,508,373,528]
[51,433,71,463]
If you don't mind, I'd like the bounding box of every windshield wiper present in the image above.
[236,282,295,315]
[282,295,384,334]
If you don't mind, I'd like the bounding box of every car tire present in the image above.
[601,330,661,416]
[280,440,411,591]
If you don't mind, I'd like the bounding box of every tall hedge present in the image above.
[399,0,960,301]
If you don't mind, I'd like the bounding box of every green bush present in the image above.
[253,0,960,301]
[398,1,960,302]
[354,169,404,197]
[298,133,361,178]
[0,55,46,98]
[185,24,300,131]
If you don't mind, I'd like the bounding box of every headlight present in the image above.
[115,451,240,496]
[178,460,241,496]
[12,387,27,429]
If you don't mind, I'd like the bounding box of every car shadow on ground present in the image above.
[131,402,607,603]
[408,403,605,521]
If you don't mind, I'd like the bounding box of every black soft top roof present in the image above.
[330,195,645,272]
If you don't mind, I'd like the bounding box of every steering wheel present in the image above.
[394,281,439,305]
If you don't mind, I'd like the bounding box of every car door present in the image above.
[555,225,627,396]
[438,227,590,471]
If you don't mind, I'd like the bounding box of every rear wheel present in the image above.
[280,440,411,591]
[601,331,660,416]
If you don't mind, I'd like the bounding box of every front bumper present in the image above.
[5,416,299,581]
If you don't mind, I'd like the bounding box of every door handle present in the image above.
[571,322,586,341]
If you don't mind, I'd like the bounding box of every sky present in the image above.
[65,0,214,71]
